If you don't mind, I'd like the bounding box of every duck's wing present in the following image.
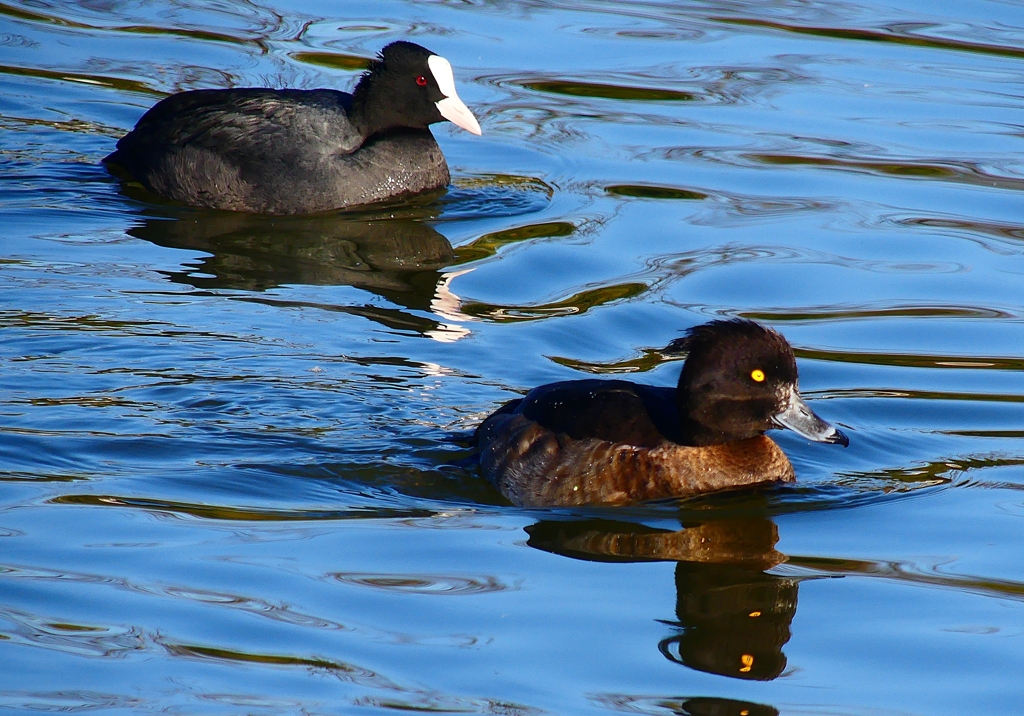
[517,379,680,448]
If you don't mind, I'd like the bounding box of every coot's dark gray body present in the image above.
[103,42,480,215]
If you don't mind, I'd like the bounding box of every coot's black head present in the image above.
[672,319,848,447]
[351,41,481,138]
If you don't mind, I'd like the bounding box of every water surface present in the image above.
[2,0,1024,713]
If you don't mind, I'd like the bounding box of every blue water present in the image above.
[2,1,1024,713]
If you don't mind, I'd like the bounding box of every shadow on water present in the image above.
[526,514,796,681]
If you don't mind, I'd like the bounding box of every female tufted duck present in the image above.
[104,41,481,215]
[476,319,848,506]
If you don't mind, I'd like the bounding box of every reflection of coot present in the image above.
[525,515,796,682]
[130,212,462,337]
[131,213,452,296]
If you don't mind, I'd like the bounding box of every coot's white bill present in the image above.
[428,55,482,135]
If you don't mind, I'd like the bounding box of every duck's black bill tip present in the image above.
[773,388,850,448]
[825,428,850,448]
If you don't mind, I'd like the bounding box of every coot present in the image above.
[104,41,481,214]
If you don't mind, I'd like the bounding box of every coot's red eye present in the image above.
[415,75,427,86]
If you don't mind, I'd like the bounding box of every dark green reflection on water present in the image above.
[526,515,795,681]
[747,153,1024,192]
[50,494,441,522]
[521,79,695,102]
[551,346,677,375]
[453,221,575,264]
[0,63,159,96]
[291,51,372,72]
[165,642,368,674]
[606,184,709,201]
[796,346,1024,371]
[744,305,1012,322]
[459,282,648,322]
[716,16,1024,60]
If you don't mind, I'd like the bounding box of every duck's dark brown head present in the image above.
[671,319,848,447]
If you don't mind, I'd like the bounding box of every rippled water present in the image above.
[3,0,1024,713]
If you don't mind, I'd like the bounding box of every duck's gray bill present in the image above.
[773,386,849,447]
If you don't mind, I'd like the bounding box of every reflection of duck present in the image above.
[656,696,778,716]
[478,318,848,506]
[105,42,481,214]
[525,516,785,568]
[662,558,797,681]
[525,515,796,682]
[129,211,472,340]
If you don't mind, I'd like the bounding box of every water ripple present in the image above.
[440,174,554,220]
[460,281,647,322]
[783,553,1024,603]
[48,494,443,522]
[0,691,142,712]
[161,639,539,714]
[890,214,1024,254]
[484,65,807,114]
[161,640,389,684]
[548,303,1023,374]
[0,605,144,658]
[330,572,513,595]
[0,0,291,47]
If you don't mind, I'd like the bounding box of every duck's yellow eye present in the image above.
[751,369,765,382]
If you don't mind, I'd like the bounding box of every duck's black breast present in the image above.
[104,88,449,214]
[517,379,684,448]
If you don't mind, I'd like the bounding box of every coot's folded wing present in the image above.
[108,89,362,169]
